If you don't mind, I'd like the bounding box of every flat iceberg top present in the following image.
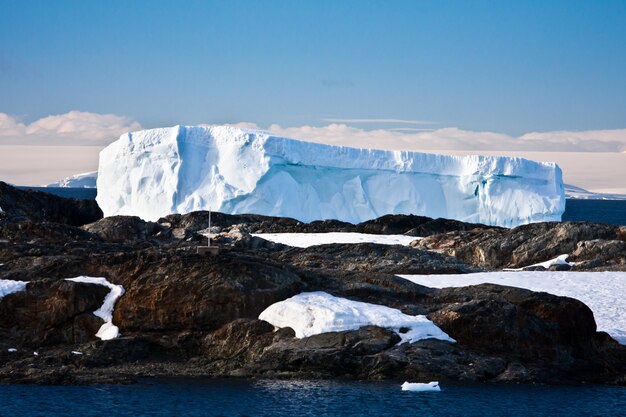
[97,125,565,226]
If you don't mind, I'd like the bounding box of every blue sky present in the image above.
[2,0,626,135]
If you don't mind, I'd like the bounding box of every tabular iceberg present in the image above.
[96,125,565,227]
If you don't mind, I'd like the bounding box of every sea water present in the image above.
[0,378,624,416]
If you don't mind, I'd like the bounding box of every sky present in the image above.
[1,0,625,190]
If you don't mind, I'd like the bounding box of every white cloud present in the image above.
[229,122,626,153]
[0,111,142,145]
[321,118,433,125]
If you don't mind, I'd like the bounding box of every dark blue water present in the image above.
[562,199,626,225]
[0,379,623,417]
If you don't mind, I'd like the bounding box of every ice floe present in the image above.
[401,381,441,392]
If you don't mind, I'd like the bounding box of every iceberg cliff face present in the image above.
[96,125,565,227]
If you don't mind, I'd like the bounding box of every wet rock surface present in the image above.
[0,183,624,385]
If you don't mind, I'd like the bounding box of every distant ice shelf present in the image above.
[96,125,565,227]
[46,171,97,188]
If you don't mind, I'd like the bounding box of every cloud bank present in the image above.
[0,111,625,153]
[0,111,142,145]
[229,122,626,153]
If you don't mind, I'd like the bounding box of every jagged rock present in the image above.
[0,279,109,346]
[428,284,598,360]
[571,240,626,264]
[414,221,623,269]
[83,216,164,242]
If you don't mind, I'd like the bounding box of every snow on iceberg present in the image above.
[96,125,565,227]
[258,291,455,344]
[66,276,125,340]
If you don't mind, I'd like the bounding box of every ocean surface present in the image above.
[17,187,626,225]
[0,378,624,417]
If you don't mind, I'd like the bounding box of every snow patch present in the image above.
[251,232,419,248]
[7,348,17,353]
[97,125,565,227]
[259,291,454,344]
[0,279,28,299]
[401,381,441,392]
[65,276,125,340]
[503,254,573,271]
[398,271,626,345]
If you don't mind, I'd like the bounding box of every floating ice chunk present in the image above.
[259,291,454,344]
[503,254,572,271]
[401,381,441,392]
[398,271,626,345]
[251,232,419,248]
[96,125,565,227]
[0,279,28,300]
[65,276,125,340]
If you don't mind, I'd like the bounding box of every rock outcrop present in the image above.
[414,222,626,270]
[0,183,624,385]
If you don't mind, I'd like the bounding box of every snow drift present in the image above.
[259,291,454,344]
[96,125,565,227]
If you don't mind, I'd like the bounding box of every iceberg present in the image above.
[96,125,565,226]
[46,171,97,188]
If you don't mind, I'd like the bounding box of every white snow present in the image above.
[7,348,17,353]
[258,291,454,344]
[503,254,573,271]
[0,279,28,299]
[401,381,441,392]
[251,232,419,248]
[398,271,626,345]
[46,171,97,188]
[65,276,125,340]
[71,351,83,355]
[96,125,565,227]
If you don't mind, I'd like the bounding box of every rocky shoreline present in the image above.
[0,182,624,385]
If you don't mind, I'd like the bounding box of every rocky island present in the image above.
[1,182,624,385]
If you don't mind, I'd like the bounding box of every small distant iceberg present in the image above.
[564,184,626,200]
[46,171,97,188]
[401,381,441,392]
